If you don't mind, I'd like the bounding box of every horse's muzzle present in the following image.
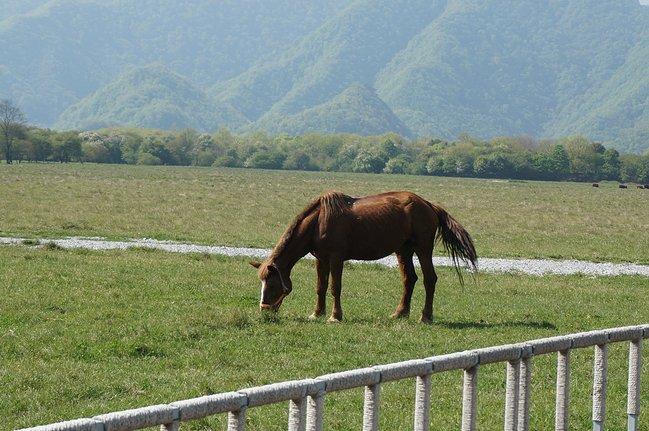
[259,294,286,312]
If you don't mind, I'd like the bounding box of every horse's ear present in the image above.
[249,261,262,269]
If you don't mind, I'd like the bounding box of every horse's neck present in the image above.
[272,214,315,270]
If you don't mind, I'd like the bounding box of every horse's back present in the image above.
[316,191,435,260]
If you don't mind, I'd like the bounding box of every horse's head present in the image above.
[250,261,292,311]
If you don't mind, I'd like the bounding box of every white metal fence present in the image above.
[20,325,648,431]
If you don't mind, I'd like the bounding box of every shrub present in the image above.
[244,150,286,169]
[137,152,162,165]
[283,151,315,171]
[352,149,385,173]
[383,156,409,174]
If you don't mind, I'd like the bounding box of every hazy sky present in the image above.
[641,0,649,5]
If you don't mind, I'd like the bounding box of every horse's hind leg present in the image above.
[392,249,417,319]
[415,247,438,324]
[328,256,344,323]
[309,257,330,320]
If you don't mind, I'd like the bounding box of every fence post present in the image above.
[227,407,247,431]
[555,349,570,431]
[517,353,532,431]
[413,374,432,431]
[160,421,179,431]
[306,390,325,431]
[160,408,180,431]
[362,383,380,431]
[505,359,521,431]
[462,365,479,431]
[289,398,307,431]
[627,338,642,431]
[592,343,608,431]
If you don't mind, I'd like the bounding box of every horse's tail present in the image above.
[427,202,478,284]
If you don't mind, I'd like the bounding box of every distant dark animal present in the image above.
[644,185,649,189]
[592,183,599,187]
[637,185,644,189]
[619,184,628,189]
[250,191,477,323]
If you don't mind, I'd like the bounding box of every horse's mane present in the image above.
[319,191,352,226]
[269,191,352,260]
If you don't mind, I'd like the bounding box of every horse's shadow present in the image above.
[289,316,556,330]
[436,319,557,330]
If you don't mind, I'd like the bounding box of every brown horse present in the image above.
[251,191,477,323]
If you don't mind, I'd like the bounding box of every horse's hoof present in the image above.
[419,316,433,325]
[327,316,342,324]
[308,313,322,321]
[391,311,409,319]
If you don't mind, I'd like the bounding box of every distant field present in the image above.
[1,163,647,263]
[1,246,648,430]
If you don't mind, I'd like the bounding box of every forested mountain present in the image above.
[212,0,447,124]
[0,0,347,124]
[55,65,248,131]
[375,1,649,150]
[2,0,649,152]
[262,84,412,137]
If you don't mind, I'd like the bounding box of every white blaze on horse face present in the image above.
[260,279,267,305]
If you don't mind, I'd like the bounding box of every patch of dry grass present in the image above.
[1,163,647,262]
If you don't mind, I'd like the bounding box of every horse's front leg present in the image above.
[309,257,330,320]
[327,257,344,323]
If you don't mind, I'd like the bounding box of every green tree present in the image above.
[563,136,599,181]
[52,132,82,162]
[352,149,384,173]
[283,150,315,171]
[473,153,513,178]
[637,156,649,184]
[244,149,286,169]
[24,128,53,161]
[550,144,571,179]
[167,129,197,165]
[212,149,240,167]
[601,148,621,180]
[375,138,400,161]
[620,154,641,182]
[118,132,143,164]
[383,156,409,174]
[137,152,163,165]
[139,136,173,165]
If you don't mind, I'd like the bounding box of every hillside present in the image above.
[2,0,649,152]
[212,0,446,123]
[259,84,412,137]
[222,0,649,150]
[375,0,649,144]
[55,65,247,131]
[0,0,347,125]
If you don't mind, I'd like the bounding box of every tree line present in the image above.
[1,101,648,184]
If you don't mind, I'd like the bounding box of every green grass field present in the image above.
[1,246,648,430]
[1,163,648,430]
[1,163,648,263]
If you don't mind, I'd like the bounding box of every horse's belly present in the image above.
[346,248,395,261]
[346,232,409,260]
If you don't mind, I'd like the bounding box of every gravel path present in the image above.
[2,236,648,277]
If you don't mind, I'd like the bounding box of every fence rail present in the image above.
[20,324,648,431]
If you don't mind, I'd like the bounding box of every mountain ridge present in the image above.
[2,0,649,152]
[55,65,248,131]
[256,84,413,137]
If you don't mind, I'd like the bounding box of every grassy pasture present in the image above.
[1,163,648,263]
[1,246,648,430]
